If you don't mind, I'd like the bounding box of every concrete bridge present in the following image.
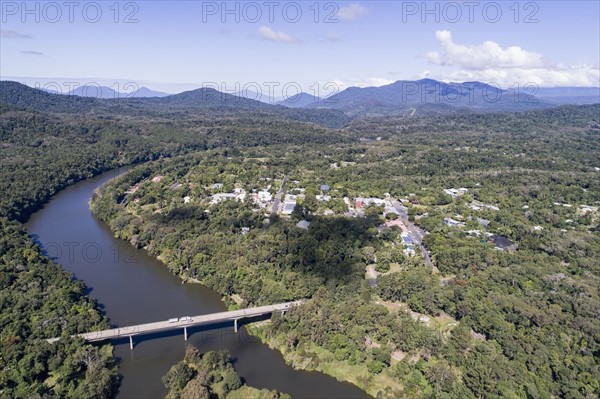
[47,300,303,349]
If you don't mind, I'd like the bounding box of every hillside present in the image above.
[276,92,322,108]
[66,85,170,98]
[307,79,553,117]
[0,81,350,128]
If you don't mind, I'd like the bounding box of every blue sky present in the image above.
[1,1,599,94]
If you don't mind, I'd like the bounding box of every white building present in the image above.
[258,190,272,203]
[444,217,465,228]
[444,188,468,198]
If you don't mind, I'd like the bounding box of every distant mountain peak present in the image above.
[65,85,169,99]
[276,92,322,108]
[304,79,553,117]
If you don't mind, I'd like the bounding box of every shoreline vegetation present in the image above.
[163,345,291,399]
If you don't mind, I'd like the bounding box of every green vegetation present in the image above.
[0,81,350,128]
[1,79,599,398]
[0,82,351,397]
[162,345,290,399]
[92,104,600,398]
[0,219,118,398]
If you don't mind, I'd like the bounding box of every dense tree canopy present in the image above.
[92,105,599,398]
[1,89,598,398]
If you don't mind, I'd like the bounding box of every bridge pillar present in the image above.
[184,327,188,341]
[234,318,238,333]
[129,336,133,350]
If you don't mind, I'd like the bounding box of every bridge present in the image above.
[47,300,303,349]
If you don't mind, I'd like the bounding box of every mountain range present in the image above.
[534,87,600,105]
[65,85,170,98]
[276,93,322,108]
[0,81,350,128]
[2,79,598,124]
[305,79,551,117]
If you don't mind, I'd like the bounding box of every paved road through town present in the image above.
[391,199,434,268]
[271,175,287,215]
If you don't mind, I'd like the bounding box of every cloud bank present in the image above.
[426,30,599,86]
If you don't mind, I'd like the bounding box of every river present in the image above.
[25,167,370,399]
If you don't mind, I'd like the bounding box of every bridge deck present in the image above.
[48,300,302,343]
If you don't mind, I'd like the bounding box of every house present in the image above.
[281,194,297,215]
[151,175,163,183]
[296,220,311,230]
[236,192,247,201]
[401,233,414,245]
[320,184,330,192]
[211,183,224,190]
[444,217,465,228]
[282,201,296,215]
[491,235,516,251]
[355,197,386,207]
[471,200,500,211]
[580,205,598,215]
[241,227,250,235]
[257,190,272,203]
[210,193,237,204]
[477,218,491,229]
[444,188,468,198]
[183,196,191,204]
[125,184,140,194]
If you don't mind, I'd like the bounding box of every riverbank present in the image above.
[88,163,404,398]
[27,167,371,398]
[246,324,402,398]
[149,246,384,396]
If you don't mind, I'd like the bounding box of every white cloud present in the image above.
[258,26,299,43]
[337,3,368,21]
[1,29,32,39]
[427,30,545,70]
[438,66,600,88]
[426,30,600,87]
[20,51,43,56]
[330,77,395,91]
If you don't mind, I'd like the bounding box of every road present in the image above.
[391,199,434,268]
[271,175,288,216]
[48,300,304,344]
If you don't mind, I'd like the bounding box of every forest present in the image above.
[91,104,599,398]
[162,345,291,399]
[0,88,350,398]
[1,78,599,398]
